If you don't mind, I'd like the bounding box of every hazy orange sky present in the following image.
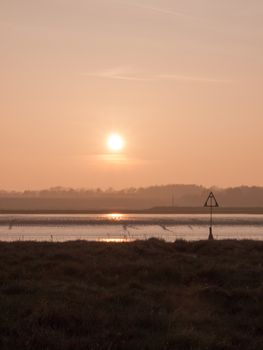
[1,0,263,190]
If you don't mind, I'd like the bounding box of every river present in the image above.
[0,213,262,242]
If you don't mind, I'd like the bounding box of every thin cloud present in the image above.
[84,67,232,84]
[130,3,189,19]
[82,154,147,167]
[158,74,232,84]
[113,0,195,20]
[85,66,155,82]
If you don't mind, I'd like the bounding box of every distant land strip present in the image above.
[1,207,263,215]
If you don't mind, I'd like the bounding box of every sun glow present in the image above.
[107,133,125,152]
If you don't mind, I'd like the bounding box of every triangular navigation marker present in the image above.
[203,192,219,240]
[204,192,219,208]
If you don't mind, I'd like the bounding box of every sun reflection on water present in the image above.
[106,213,124,221]
[100,238,130,243]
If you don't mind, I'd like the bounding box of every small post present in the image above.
[204,192,219,240]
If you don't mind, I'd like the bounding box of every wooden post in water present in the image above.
[204,192,219,240]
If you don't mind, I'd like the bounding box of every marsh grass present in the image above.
[0,239,262,349]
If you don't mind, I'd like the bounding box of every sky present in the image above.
[1,0,263,190]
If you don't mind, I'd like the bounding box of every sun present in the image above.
[107,133,125,152]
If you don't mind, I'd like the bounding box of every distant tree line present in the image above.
[1,185,263,208]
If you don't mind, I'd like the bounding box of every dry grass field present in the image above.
[0,239,262,349]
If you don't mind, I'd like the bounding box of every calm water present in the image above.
[0,213,262,242]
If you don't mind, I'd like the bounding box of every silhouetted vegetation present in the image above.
[0,239,262,349]
[2,185,263,210]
